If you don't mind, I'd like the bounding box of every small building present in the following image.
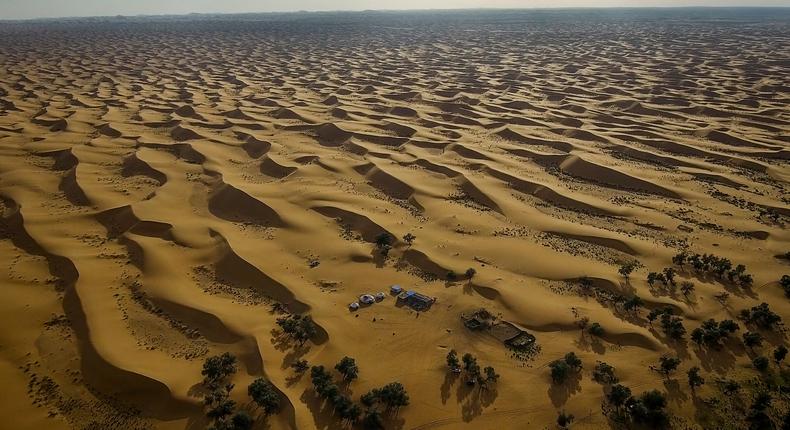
[390,285,403,294]
[349,302,360,311]
[375,292,386,301]
[360,294,375,305]
[397,290,435,311]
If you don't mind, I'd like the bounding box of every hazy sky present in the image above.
[2,0,789,20]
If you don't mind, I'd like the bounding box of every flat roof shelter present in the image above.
[397,290,435,311]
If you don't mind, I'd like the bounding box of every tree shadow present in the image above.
[300,389,344,430]
[547,372,582,407]
[663,378,688,406]
[440,371,458,405]
[693,345,738,374]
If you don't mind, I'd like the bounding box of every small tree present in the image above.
[248,378,281,416]
[780,274,790,297]
[618,262,637,279]
[753,356,769,372]
[774,345,788,365]
[291,359,309,373]
[743,331,764,350]
[623,296,643,315]
[593,361,618,384]
[335,356,359,382]
[557,410,575,429]
[482,366,499,389]
[374,233,393,257]
[687,367,704,390]
[658,356,681,378]
[607,384,631,409]
[550,360,571,384]
[202,353,238,389]
[662,267,676,286]
[588,322,604,337]
[680,281,695,297]
[231,410,254,430]
[446,349,460,371]
[402,232,416,247]
[465,267,477,280]
[564,352,582,370]
[447,271,457,282]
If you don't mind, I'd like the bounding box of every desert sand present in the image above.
[0,8,789,430]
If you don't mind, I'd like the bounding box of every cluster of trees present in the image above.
[647,267,677,288]
[275,313,317,345]
[446,350,499,389]
[690,319,739,348]
[647,307,686,340]
[739,303,783,330]
[310,357,410,429]
[672,251,753,287]
[200,353,281,430]
[781,275,790,297]
[310,364,362,424]
[606,385,670,427]
[592,361,618,384]
[549,352,582,384]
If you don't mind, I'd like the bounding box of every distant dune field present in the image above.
[0,9,788,430]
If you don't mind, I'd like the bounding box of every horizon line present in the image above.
[3,5,790,23]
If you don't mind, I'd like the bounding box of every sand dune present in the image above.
[0,9,788,430]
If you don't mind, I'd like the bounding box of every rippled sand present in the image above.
[0,9,788,430]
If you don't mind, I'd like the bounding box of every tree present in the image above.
[774,345,788,365]
[204,384,236,423]
[607,384,632,409]
[550,360,571,384]
[579,277,593,294]
[647,272,658,287]
[619,262,637,279]
[402,232,416,247]
[747,393,773,430]
[310,365,333,394]
[202,353,238,388]
[593,361,618,384]
[483,366,499,388]
[588,322,604,337]
[753,356,769,372]
[658,356,681,378]
[550,353,582,384]
[628,390,668,427]
[462,353,480,385]
[781,274,790,297]
[374,233,393,257]
[362,409,384,430]
[687,367,704,390]
[465,267,477,280]
[623,296,643,314]
[743,331,764,350]
[447,271,457,281]
[680,281,695,297]
[446,349,460,371]
[672,251,687,268]
[291,359,309,373]
[564,352,582,370]
[335,356,359,382]
[662,267,676,286]
[248,378,281,416]
[557,410,575,429]
[230,411,254,430]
